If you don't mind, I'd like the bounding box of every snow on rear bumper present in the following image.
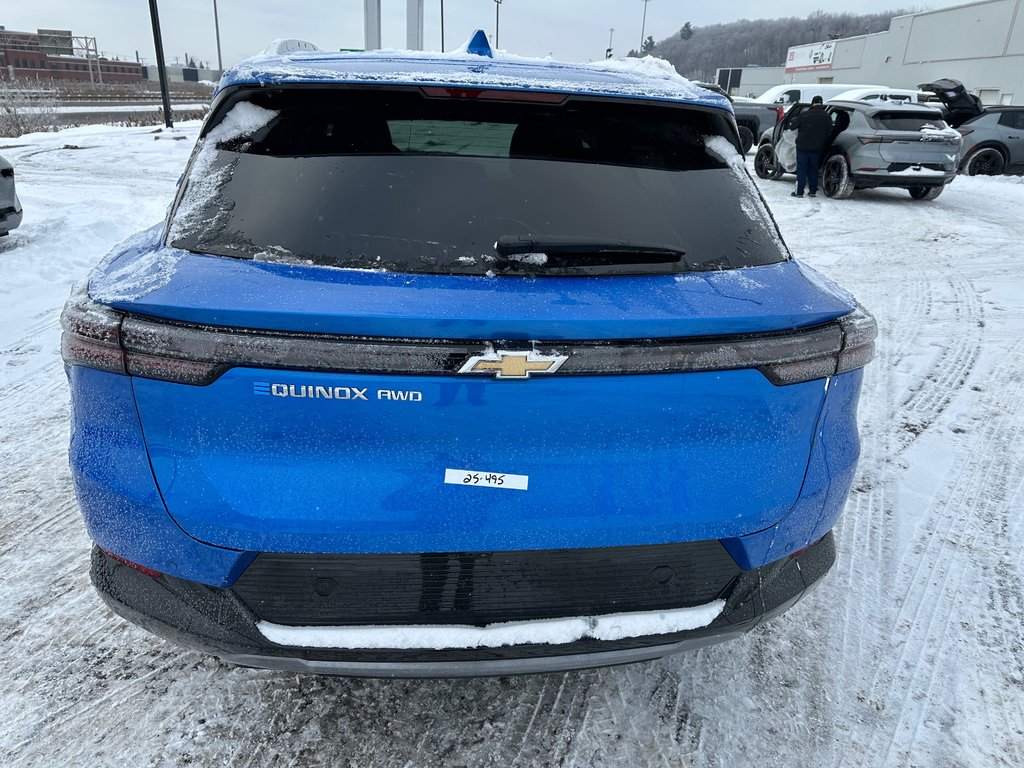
[255,602,726,651]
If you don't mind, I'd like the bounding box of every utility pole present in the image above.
[148,0,174,128]
[440,0,445,51]
[94,38,103,84]
[364,0,381,50]
[606,27,614,59]
[213,0,223,71]
[406,0,424,50]
[639,0,651,53]
[494,0,503,49]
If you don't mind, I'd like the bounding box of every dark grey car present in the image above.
[0,154,24,236]
[958,108,1024,176]
[917,79,1022,176]
[754,100,960,200]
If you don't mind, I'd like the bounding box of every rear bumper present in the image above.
[0,205,22,233]
[91,532,835,677]
[850,170,955,189]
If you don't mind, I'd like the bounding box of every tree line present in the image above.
[629,9,918,82]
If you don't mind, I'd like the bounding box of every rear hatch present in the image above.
[94,86,862,555]
[866,109,960,172]
[918,78,985,128]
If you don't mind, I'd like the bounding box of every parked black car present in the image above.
[731,98,786,154]
[693,82,783,154]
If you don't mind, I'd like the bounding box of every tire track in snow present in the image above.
[888,277,929,365]
[866,334,1024,766]
[899,274,981,422]
[825,263,909,702]
[759,182,1018,768]
[854,268,982,474]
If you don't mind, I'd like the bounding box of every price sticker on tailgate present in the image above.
[444,468,529,491]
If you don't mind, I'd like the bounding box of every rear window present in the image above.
[869,111,949,131]
[168,87,788,277]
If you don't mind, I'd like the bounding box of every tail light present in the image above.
[760,306,876,385]
[835,306,877,374]
[858,135,895,144]
[61,283,224,385]
[60,284,126,375]
[420,86,567,104]
[62,284,876,388]
[773,106,785,123]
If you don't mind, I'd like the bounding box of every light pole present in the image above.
[440,0,445,51]
[606,27,614,59]
[639,0,651,53]
[494,0,503,49]
[213,0,223,71]
[147,0,173,129]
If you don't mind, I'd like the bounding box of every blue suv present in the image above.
[62,32,875,676]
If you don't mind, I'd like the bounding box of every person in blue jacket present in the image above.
[790,96,833,197]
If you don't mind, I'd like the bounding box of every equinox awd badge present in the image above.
[254,383,423,402]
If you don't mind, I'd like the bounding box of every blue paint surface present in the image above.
[98,247,855,340]
[132,367,827,555]
[721,370,863,569]
[67,366,254,586]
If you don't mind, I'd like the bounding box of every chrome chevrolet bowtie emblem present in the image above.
[458,350,568,379]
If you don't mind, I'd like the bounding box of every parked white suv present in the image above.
[827,88,927,105]
[756,83,890,105]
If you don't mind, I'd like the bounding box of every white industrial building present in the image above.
[716,0,1023,104]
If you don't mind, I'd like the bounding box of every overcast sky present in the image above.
[2,1,962,69]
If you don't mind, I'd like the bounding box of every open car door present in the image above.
[774,104,805,172]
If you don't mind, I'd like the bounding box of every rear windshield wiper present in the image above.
[495,235,687,266]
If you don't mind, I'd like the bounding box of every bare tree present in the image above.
[0,79,59,138]
[644,10,915,82]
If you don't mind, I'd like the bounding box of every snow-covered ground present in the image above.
[1,124,1023,767]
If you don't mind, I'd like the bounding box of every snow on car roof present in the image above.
[217,30,731,112]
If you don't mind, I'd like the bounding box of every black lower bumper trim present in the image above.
[234,540,744,627]
[851,174,952,189]
[91,533,835,677]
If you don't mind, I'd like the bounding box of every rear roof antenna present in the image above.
[465,29,493,58]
